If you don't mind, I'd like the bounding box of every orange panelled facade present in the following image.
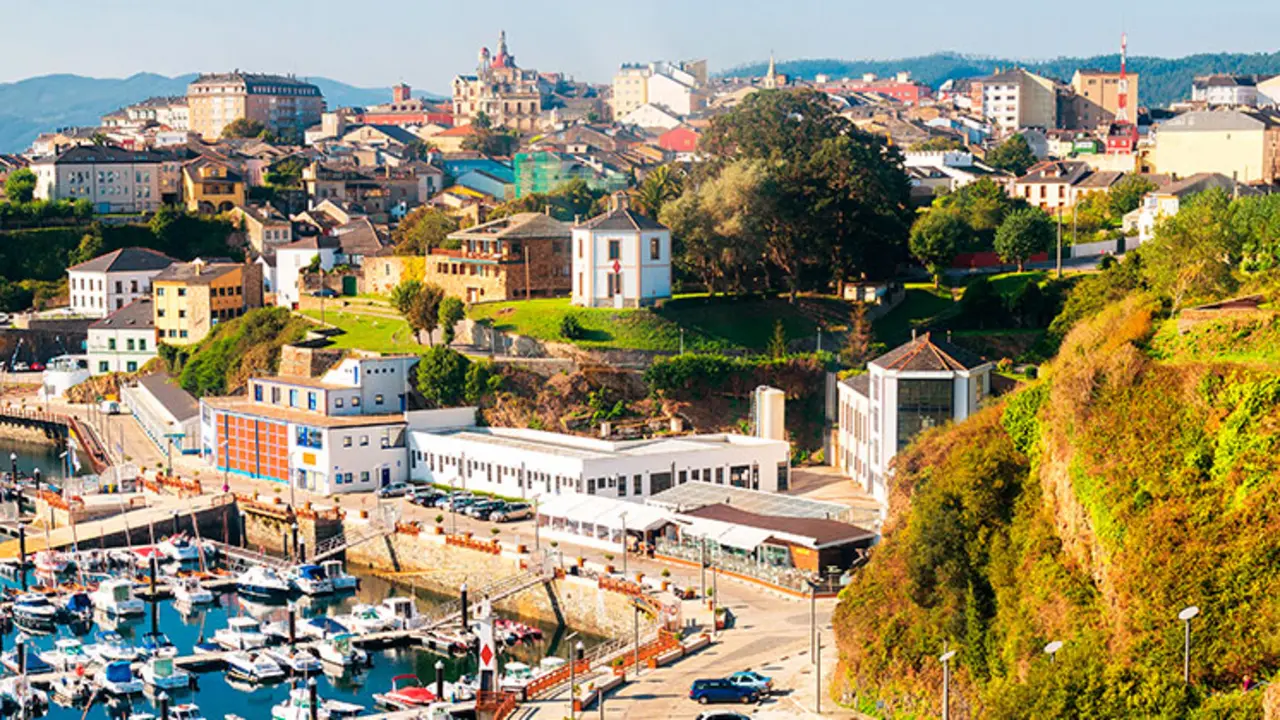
[214,411,289,483]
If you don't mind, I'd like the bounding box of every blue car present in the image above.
[727,670,773,695]
[689,678,760,705]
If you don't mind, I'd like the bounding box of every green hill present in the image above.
[723,51,1280,108]
[833,293,1280,717]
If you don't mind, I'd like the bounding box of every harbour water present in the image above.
[1,560,603,718]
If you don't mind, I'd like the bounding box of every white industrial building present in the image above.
[571,195,671,308]
[408,426,789,501]
[836,332,992,504]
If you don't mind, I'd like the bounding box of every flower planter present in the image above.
[660,581,670,592]
[516,544,527,554]
[634,572,644,583]
[434,526,444,535]
[604,565,615,575]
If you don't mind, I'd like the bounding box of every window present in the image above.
[99,361,109,373]
[178,310,186,319]
[307,392,317,411]
[352,397,361,407]
[633,474,642,495]
[126,338,135,351]
[179,330,188,338]
[343,436,352,448]
[254,384,263,402]
[360,471,370,483]
[108,338,116,351]
[157,309,166,318]
[374,394,384,405]
[649,237,660,261]
[126,361,137,372]
[115,281,122,293]
[289,389,298,407]
[360,435,369,446]
[896,379,955,450]
[714,468,724,485]
[177,288,186,297]
[296,426,323,449]
[608,239,621,260]
[271,386,281,404]
[335,397,344,408]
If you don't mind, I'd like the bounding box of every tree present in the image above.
[464,360,501,405]
[1141,188,1238,310]
[390,279,423,317]
[910,136,965,152]
[699,89,912,299]
[632,165,684,218]
[661,159,773,295]
[438,296,465,345]
[416,346,470,408]
[933,177,1023,238]
[841,302,874,367]
[4,168,36,204]
[909,210,967,286]
[392,207,458,255]
[994,207,1054,271]
[986,134,1036,176]
[767,319,788,358]
[69,228,105,267]
[1107,175,1158,217]
[405,283,445,343]
[222,118,266,139]
[404,139,436,161]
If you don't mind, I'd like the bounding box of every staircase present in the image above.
[310,502,398,562]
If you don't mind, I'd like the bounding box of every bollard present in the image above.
[16,637,25,675]
[158,691,169,720]
[18,525,26,591]
[291,522,300,563]
[435,659,444,700]
[288,606,297,648]
[149,556,160,635]
[460,582,469,629]
[298,540,306,563]
[308,677,319,720]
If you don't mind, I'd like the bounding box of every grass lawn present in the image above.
[300,309,422,355]
[467,295,832,352]
[873,272,1050,347]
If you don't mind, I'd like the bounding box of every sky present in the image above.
[3,0,1279,91]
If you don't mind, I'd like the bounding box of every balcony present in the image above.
[426,247,520,263]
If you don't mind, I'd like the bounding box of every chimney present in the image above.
[574,213,581,225]
[544,204,551,216]
[911,328,917,341]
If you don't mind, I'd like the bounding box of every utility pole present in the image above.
[1056,209,1063,279]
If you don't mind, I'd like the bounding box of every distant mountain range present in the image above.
[723,51,1280,108]
[0,73,444,153]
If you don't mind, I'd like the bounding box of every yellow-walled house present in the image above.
[152,259,264,345]
[183,156,246,214]
[1153,109,1280,185]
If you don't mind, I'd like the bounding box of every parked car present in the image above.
[375,482,413,499]
[491,502,533,522]
[29,362,44,372]
[312,288,338,298]
[11,362,30,372]
[464,500,505,519]
[689,679,759,705]
[726,670,773,695]
[409,489,443,507]
[695,713,752,720]
[436,493,476,511]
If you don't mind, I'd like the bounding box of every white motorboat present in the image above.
[314,634,367,667]
[214,617,269,651]
[286,564,333,596]
[87,631,140,663]
[263,646,323,675]
[319,560,359,591]
[272,685,364,720]
[172,576,214,605]
[11,593,59,629]
[140,656,192,690]
[337,604,395,634]
[0,676,48,716]
[91,578,145,616]
[499,661,535,691]
[94,660,144,695]
[33,550,69,574]
[236,566,291,601]
[158,535,201,562]
[375,596,420,630]
[39,638,91,672]
[223,651,285,683]
[298,616,350,640]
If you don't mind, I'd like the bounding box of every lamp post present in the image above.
[632,601,640,678]
[533,496,540,551]
[220,439,230,496]
[939,649,957,720]
[711,562,719,637]
[808,574,821,664]
[1179,605,1200,684]
[1044,640,1063,664]
[815,631,823,715]
[565,631,580,719]
[8,452,16,488]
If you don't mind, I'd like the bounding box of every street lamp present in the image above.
[939,649,957,720]
[220,439,230,494]
[565,631,580,719]
[632,601,641,678]
[807,574,821,664]
[1044,640,1063,664]
[1179,605,1200,684]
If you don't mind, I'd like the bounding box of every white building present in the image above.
[610,60,707,119]
[903,150,1005,194]
[67,247,176,318]
[122,373,201,455]
[1133,173,1246,245]
[619,104,683,131]
[571,196,671,308]
[1191,75,1260,107]
[979,68,1057,132]
[274,236,338,308]
[408,426,790,501]
[87,298,157,374]
[200,353,422,495]
[836,332,992,504]
[30,145,170,214]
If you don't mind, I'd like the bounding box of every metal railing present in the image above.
[311,502,399,562]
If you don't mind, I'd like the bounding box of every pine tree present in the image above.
[767,319,788,358]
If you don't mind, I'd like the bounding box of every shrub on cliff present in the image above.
[169,307,310,396]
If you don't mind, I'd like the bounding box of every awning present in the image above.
[717,525,773,551]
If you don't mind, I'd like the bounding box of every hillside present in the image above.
[0,73,443,152]
[832,293,1280,718]
[722,50,1280,108]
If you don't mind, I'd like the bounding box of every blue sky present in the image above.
[3,0,1278,90]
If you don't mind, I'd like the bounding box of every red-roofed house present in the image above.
[431,125,480,154]
[657,126,699,154]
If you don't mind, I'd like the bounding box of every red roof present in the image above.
[658,126,699,153]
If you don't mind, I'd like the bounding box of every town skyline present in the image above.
[3,0,1278,89]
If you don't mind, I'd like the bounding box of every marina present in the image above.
[0,554,606,719]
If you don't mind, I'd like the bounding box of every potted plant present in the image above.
[604,553,615,574]
[714,606,728,630]
[611,658,625,677]
[660,567,671,592]
[434,515,445,534]
[576,555,586,568]
[634,571,644,583]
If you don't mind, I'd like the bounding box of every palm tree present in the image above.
[633,165,684,217]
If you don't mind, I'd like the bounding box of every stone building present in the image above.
[423,212,572,303]
[451,31,544,132]
[187,72,324,140]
